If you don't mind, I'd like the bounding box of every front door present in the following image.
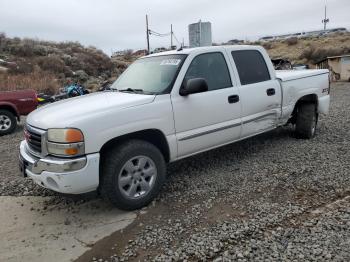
[171,51,242,158]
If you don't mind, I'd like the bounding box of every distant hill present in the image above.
[256,32,350,65]
[0,33,131,94]
[1,32,350,94]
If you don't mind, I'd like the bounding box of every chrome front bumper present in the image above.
[19,140,100,194]
[19,141,86,174]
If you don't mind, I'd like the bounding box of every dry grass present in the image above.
[263,32,350,65]
[0,71,60,94]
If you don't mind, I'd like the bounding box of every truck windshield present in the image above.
[110,54,187,94]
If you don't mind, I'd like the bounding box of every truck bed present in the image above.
[276,69,329,81]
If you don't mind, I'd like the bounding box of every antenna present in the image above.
[146,15,150,54]
[171,24,173,49]
[322,0,329,30]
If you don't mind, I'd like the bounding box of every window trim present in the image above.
[180,51,233,94]
[231,50,271,86]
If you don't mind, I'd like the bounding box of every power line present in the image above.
[145,15,183,51]
[149,30,171,37]
[172,32,182,46]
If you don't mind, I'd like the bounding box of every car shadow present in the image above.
[166,126,293,177]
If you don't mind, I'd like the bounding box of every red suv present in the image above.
[0,90,38,135]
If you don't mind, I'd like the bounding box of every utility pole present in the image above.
[199,20,202,47]
[146,15,150,54]
[170,24,173,49]
[322,1,329,30]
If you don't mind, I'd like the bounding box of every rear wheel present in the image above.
[295,103,318,139]
[0,110,17,136]
[100,140,166,210]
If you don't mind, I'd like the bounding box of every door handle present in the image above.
[228,95,239,104]
[266,88,275,96]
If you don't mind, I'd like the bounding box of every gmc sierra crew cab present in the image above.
[0,89,38,135]
[19,46,330,210]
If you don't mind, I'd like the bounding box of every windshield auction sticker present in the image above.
[160,59,181,66]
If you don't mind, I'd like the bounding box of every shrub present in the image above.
[299,46,349,63]
[32,45,48,56]
[7,59,35,74]
[262,42,272,50]
[285,37,298,46]
[36,55,66,73]
[123,49,134,61]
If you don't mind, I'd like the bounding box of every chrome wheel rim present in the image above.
[0,115,11,131]
[118,156,157,199]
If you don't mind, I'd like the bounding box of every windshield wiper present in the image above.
[118,88,144,93]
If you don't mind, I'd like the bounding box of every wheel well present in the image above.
[0,105,19,120]
[100,129,170,163]
[290,94,318,124]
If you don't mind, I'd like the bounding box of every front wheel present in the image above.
[295,103,318,139]
[0,110,17,136]
[100,140,166,210]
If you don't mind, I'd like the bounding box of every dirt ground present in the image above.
[0,82,349,261]
[0,196,136,262]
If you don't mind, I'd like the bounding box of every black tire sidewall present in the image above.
[0,110,17,136]
[101,140,166,210]
[295,103,317,139]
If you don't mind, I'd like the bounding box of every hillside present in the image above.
[0,33,130,94]
[1,32,350,95]
[257,32,350,65]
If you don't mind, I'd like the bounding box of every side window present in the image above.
[184,52,232,91]
[231,50,271,85]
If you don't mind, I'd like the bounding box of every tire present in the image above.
[100,140,166,210]
[0,110,17,136]
[295,103,318,139]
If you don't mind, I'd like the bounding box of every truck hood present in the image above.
[27,92,156,129]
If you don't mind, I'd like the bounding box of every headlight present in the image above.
[47,128,85,157]
[48,128,84,143]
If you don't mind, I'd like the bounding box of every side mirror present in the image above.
[180,78,208,96]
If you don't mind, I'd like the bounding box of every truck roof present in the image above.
[146,45,262,57]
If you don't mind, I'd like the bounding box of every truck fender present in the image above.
[99,129,171,163]
[289,94,318,124]
[0,102,20,120]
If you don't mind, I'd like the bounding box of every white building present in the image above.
[189,21,212,48]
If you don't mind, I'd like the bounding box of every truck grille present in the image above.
[25,125,43,154]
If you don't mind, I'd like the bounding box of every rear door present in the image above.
[229,49,281,138]
[171,51,242,158]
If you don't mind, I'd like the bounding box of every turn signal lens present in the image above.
[65,129,84,143]
[65,148,78,155]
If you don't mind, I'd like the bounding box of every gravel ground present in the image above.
[1,82,350,261]
[0,117,55,197]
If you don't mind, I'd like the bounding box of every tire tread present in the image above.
[295,103,317,139]
[100,139,166,210]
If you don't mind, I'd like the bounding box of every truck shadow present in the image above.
[166,126,293,178]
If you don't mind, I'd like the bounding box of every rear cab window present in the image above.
[231,50,270,85]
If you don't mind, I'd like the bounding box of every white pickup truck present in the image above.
[19,45,330,210]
